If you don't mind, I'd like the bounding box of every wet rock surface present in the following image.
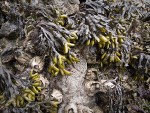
[52,0,80,15]
[0,21,18,39]
[57,55,95,113]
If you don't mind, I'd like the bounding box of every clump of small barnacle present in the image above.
[49,89,63,113]
[14,49,32,72]
[30,56,44,72]
[1,47,45,73]
[85,72,117,96]
[1,47,32,72]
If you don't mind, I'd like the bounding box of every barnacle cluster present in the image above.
[0,0,149,112]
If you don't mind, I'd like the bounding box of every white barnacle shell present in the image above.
[51,89,63,104]
[100,80,116,89]
[85,81,100,96]
[40,75,49,87]
[30,56,44,72]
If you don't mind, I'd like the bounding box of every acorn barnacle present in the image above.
[30,56,44,72]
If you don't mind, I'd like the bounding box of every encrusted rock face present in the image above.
[52,0,80,15]
[57,54,97,113]
[83,47,98,64]
[0,21,18,39]
[56,52,118,113]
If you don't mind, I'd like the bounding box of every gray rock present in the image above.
[52,0,80,15]
[0,21,18,39]
[57,54,96,113]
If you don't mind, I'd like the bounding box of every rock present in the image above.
[83,46,98,64]
[0,13,5,27]
[92,106,104,113]
[52,0,80,15]
[0,38,9,54]
[57,54,96,113]
[0,21,18,39]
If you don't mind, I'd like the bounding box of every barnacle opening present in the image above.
[80,0,86,3]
